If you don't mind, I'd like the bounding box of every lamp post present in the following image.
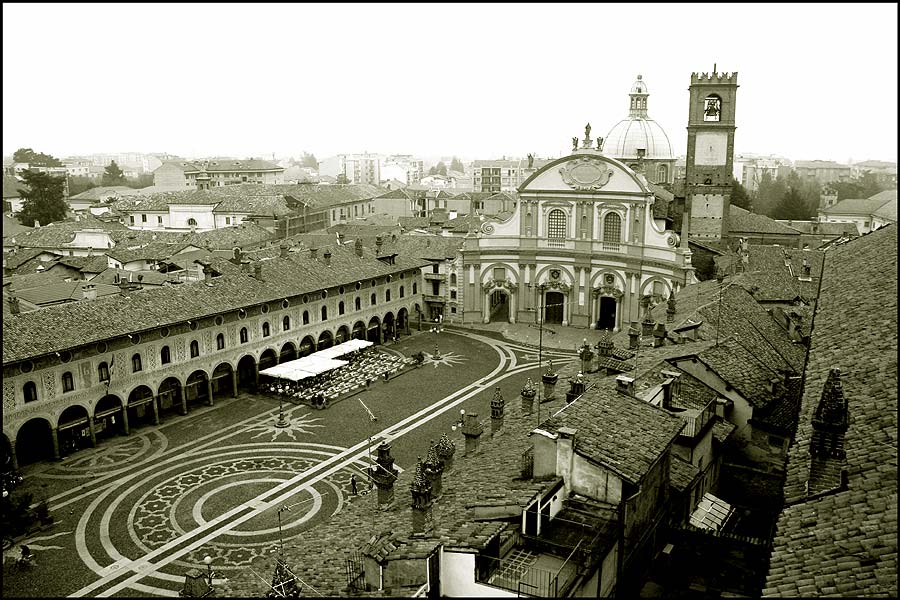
[527,283,548,428]
[450,408,466,432]
[429,315,443,359]
[274,379,289,428]
[276,505,290,559]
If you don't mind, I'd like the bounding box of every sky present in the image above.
[3,3,898,164]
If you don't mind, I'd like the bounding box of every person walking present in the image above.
[350,474,358,496]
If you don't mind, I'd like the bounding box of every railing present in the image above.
[345,550,365,591]
[422,294,444,303]
[550,539,582,597]
[679,397,717,438]
[477,556,561,597]
[423,272,446,280]
[601,241,622,252]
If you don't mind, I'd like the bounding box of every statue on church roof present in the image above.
[572,137,579,151]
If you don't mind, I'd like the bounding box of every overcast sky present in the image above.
[3,3,897,164]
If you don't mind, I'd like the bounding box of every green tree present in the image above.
[730,178,752,210]
[126,173,154,189]
[17,170,68,226]
[450,157,464,173]
[102,160,126,186]
[300,152,318,169]
[12,147,62,167]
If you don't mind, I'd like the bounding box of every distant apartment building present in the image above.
[319,154,381,185]
[471,155,548,193]
[817,189,897,234]
[87,153,163,173]
[380,155,424,185]
[851,160,897,186]
[792,159,852,184]
[732,154,792,191]
[62,158,93,178]
[152,159,285,190]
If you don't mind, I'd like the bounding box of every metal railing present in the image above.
[679,397,717,438]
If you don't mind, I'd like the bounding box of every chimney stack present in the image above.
[628,323,641,350]
[490,387,505,435]
[82,284,97,301]
[435,434,456,472]
[8,294,20,315]
[808,368,850,495]
[370,441,399,506]
[422,443,444,498]
[660,370,681,409]
[375,235,384,255]
[253,262,263,280]
[279,244,289,258]
[355,238,363,257]
[241,260,250,273]
[310,247,318,259]
[461,412,484,456]
[520,378,537,415]
[409,460,434,536]
[34,220,41,228]
[615,375,635,397]
[323,250,332,266]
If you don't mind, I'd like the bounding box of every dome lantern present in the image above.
[629,74,649,118]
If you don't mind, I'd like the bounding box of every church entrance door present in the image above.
[598,296,617,330]
[545,292,564,324]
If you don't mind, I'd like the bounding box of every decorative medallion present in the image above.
[550,269,561,280]
[604,274,615,285]
[559,156,614,191]
[480,222,495,235]
[593,285,623,299]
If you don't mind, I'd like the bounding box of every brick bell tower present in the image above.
[685,66,738,241]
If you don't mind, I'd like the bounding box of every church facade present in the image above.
[460,128,696,331]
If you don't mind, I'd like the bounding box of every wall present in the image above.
[153,164,189,189]
[570,452,623,505]
[168,205,217,231]
[671,358,754,445]
[439,550,517,598]
[531,432,557,479]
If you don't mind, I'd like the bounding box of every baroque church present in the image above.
[460,76,697,331]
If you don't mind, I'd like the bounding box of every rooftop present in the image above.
[729,206,803,236]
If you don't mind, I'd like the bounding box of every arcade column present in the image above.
[50,427,60,461]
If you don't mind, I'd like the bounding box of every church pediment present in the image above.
[519,153,647,195]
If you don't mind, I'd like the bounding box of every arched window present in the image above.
[23,381,38,403]
[303,310,309,325]
[386,289,391,302]
[132,353,142,373]
[262,322,271,337]
[282,316,290,331]
[190,340,200,357]
[98,361,110,382]
[62,371,75,393]
[371,293,377,306]
[547,209,566,247]
[603,212,622,246]
[355,297,361,311]
[450,273,457,285]
[321,306,328,321]
[187,217,198,226]
[216,333,225,350]
[657,164,669,183]
[412,282,417,295]
[240,327,248,343]
[339,301,345,315]
[400,286,405,298]
[161,345,171,364]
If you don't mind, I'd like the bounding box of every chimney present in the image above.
[653,323,667,347]
[230,247,242,265]
[422,442,444,498]
[409,460,434,536]
[309,247,318,259]
[520,378,537,415]
[666,295,677,323]
[202,264,212,283]
[460,412,484,456]
[615,375,635,397]
[435,434,456,472]
[34,220,41,228]
[241,260,250,273]
[82,284,97,301]
[8,294,20,315]
[279,244,289,258]
[557,427,577,494]
[370,441,399,506]
[490,387,505,435]
[628,323,641,350]
[375,235,384,254]
[355,238,363,257]
[253,262,263,280]
[660,369,681,409]
[338,232,345,245]
[808,368,850,495]
[323,250,332,266]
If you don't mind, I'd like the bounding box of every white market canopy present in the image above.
[259,355,349,381]
[315,338,373,359]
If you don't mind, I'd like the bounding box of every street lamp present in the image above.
[273,380,289,428]
[276,505,290,559]
[429,315,443,358]
[450,408,466,431]
[528,283,547,427]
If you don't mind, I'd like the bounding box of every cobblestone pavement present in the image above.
[3,328,577,598]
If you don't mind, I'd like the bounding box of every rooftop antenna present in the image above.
[713,63,717,74]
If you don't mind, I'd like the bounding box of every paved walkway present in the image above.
[447,319,631,352]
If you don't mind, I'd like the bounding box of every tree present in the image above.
[102,161,126,186]
[450,157,464,173]
[126,173,154,189]
[730,178,752,210]
[300,152,318,169]
[753,170,788,217]
[428,162,448,177]
[772,185,811,220]
[12,147,62,167]
[17,170,68,226]
[67,176,98,197]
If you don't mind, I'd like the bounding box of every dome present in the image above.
[630,74,647,95]
[604,118,673,160]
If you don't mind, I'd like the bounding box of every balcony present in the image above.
[478,548,578,597]
[422,294,445,303]
[423,272,446,281]
[677,397,717,439]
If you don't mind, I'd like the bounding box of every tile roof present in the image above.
[2,247,47,270]
[729,206,803,236]
[221,372,569,597]
[69,186,137,201]
[8,216,129,249]
[199,158,283,172]
[90,267,181,286]
[719,244,825,302]
[6,270,72,291]
[695,336,779,410]
[775,220,859,237]
[53,254,111,273]
[3,243,432,363]
[12,281,121,306]
[753,375,803,434]
[670,456,699,492]
[821,190,896,217]
[763,224,897,598]
[541,377,685,484]
[3,175,26,198]
[377,235,462,260]
[3,214,33,238]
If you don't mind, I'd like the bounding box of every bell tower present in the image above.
[685,67,738,240]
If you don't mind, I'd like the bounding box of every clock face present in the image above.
[694,131,728,166]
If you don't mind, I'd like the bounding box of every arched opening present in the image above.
[237,355,258,392]
[157,378,183,419]
[127,385,156,429]
[184,370,209,407]
[335,325,351,344]
[489,289,509,323]
[656,163,669,184]
[298,336,316,357]
[94,394,124,439]
[383,312,395,341]
[16,418,54,466]
[258,349,278,372]
[398,307,409,335]
[57,405,92,455]
[317,330,334,351]
[598,296,617,331]
[279,342,297,363]
[547,209,567,248]
[367,316,382,344]
[211,363,234,400]
[351,321,366,340]
[545,291,564,324]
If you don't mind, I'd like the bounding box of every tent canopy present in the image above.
[316,339,373,359]
[260,355,349,381]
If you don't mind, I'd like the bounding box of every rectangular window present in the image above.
[129,215,135,225]
[225,217,231,225]
[142,214,147,223]
[157,216,163,225]
[493,267,505,281]
[450,290,457,299]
